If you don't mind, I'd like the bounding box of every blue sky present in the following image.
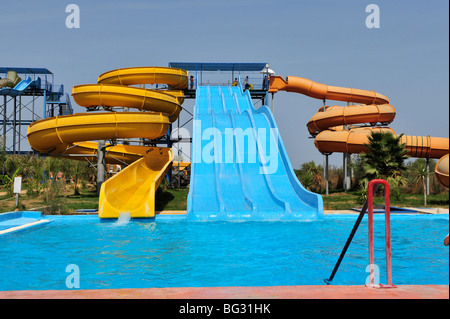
[1,0,448,167]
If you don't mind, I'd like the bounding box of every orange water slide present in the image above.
[314,128,449,159]
[269,75,389,104]
[306,104,396,136]
[269,75,449,187]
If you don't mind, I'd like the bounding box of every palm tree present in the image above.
[361,131,408,180]
[65,160,92,195]
[359,131,408,202]
[414,161,430,206]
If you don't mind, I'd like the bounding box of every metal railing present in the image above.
[324,179,396,287]
[366,179,396,288]
[191,74,269,91]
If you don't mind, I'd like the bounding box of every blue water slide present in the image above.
[13,77,33,91]
[187,85,323,221]
[0,77,36,96]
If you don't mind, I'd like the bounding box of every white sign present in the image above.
[13,176,22,194]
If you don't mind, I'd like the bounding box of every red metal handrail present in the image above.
[366,179,396,288]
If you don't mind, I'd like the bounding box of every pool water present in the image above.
[0,214,448,291]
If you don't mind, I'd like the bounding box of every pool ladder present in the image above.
[324,179,396,288]
[366,179,396,288]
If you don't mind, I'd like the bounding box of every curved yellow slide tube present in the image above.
[27,112,170,154]
[27,66,188,218]
[52,141,152,165]
[72,84,182,122]
[98,66,188,89]
[98,147,174,218]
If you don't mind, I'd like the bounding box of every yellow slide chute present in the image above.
[27,66,188,218]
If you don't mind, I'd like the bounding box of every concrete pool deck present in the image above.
[0,285,448,299]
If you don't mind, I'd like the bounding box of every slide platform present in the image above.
[27,66,188,218]
[269,75,449,187]
[187,85,323,221]
[0,73,40,97]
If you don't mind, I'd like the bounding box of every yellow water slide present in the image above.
[27,66,188,217]
[269,75,449,187]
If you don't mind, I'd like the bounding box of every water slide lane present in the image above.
[269,75,449,187]
[13,77,33,91]
[98,147,173,218]
[187,85,323,221]
[187,87,221,217]
[27,67,188,218]
[1,76,39,96]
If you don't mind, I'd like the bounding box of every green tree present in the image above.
[42,157,68,214]
[0,145,6,175]
[414,161,430,206]
[359,131,408,199]
[65,160,93,195]
[295,161,323,192]
[22,155,45,197]
[361,131,408,180]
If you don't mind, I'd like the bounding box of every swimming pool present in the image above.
[0,214,448,291]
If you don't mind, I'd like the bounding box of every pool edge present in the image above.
[0,284,447,299]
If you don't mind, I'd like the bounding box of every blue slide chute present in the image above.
[187,85,323,221]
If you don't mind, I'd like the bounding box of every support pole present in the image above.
[426,158,430,196]
[177,117,181,188]
[43,73,47,119]
[343,153,348,192]
[271,93,274,114]
[325,153,329,195]
[32,91,35,121]
[18,95,21,154]
[350,154,354,186]
[2,95,6,150]
[343,106,350,192]
[97,140,106,195]
[13,97,16,154]
[343,153,351,192]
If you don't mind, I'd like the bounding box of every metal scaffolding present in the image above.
[0,67,72,154]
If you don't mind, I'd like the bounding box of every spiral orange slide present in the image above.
[269,75,449,187]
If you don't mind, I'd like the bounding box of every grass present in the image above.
[155,188,189,211]
[0,186,191,214]
[65,190,100,212]
[1,185,447,214]
[322,191,449,210]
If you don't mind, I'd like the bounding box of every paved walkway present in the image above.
[1,285,447,299]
